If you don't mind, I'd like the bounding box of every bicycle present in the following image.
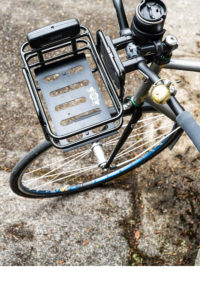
[10,0,200,198]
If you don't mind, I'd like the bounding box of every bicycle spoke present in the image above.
[116,126,180,167]
[24,149,91,185]
[116,131,168,159]
[24,148,89,176]
[29,164,98,190]
[105,122,171,147]
[104,114,166,146]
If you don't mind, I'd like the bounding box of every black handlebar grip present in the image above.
[112,0,131,36]
[176,111,200,152]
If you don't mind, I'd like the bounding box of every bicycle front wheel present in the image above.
[10,112,181,198]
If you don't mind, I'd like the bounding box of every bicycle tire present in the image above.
[10,114,181,198]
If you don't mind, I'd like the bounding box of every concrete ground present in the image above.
[0,0,200,265]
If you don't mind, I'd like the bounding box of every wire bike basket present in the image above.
[21,19,123,150]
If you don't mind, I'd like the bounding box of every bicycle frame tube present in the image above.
[137,59,200,121]
[129,62,176,121]
[165,59,200,72]
[133,62,161,105]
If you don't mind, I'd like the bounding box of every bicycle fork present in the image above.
[92,62,165,170]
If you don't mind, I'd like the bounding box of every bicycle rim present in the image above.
[10,112,181,198]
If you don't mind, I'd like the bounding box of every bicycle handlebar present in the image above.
[112,0,131,36]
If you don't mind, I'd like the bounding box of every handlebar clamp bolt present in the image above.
[164,79,171,87]
[169,86,177,96]
[165,35,178,50]
[164,79,177,95]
